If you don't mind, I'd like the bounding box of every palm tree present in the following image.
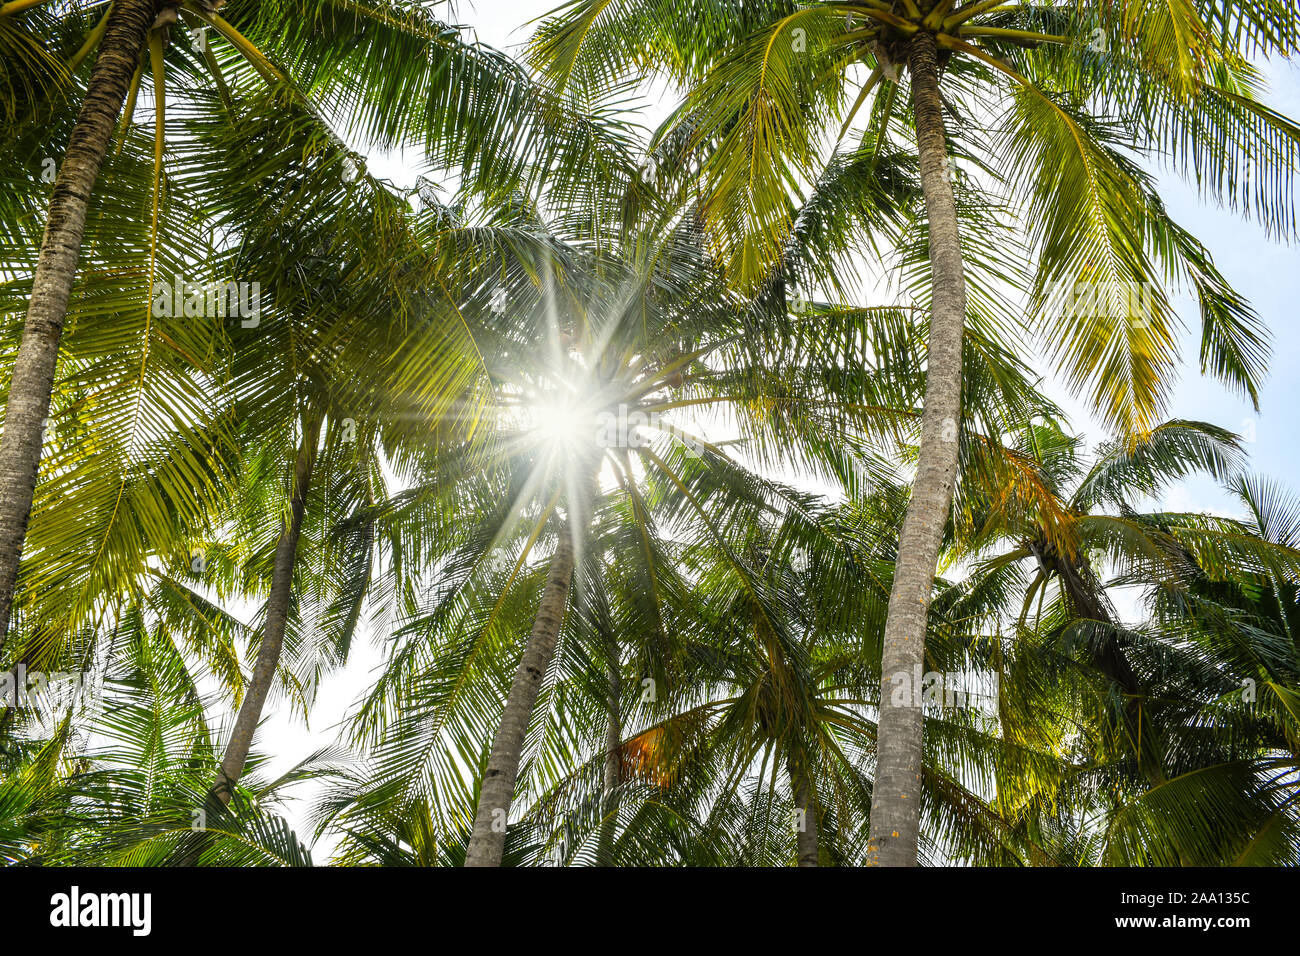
[182,92,470,813]
[169,99,616,852]
[956,419,1246,774]
[0,602,320,866]
[642,498,898,867]
[532,0,1300,864]
[464,506,585,866]
[0,3,647,855]
[316,161,1057,864]
[311,183,924,864]
[0,0,159,645]
[0,0,640,650]
[954,420,1300,863]
[4,0,1298,872]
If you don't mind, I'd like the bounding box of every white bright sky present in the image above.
[256,1,1300,855]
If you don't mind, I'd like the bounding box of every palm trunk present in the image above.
[865,28,968,868]
[215,419,320,804]
[597,662,620,866]
[789,757,819,867]
[465,526,577,867]
[1033,542,1159,783]
[178,420,318,866]
[0,0,159,648]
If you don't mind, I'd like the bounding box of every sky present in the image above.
[259,0,1300,854]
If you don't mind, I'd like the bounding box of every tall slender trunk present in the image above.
[597,662,620,866]
[865,28,968,868]
[789,756,819,867]
[1034,542,1159,784]
[178,420,318,866]
[0,0,159,649]
[213,419,320,804]
[465,526,577,867]
[178,421,319,866]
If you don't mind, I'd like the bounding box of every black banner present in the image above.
[0,865,1283,944]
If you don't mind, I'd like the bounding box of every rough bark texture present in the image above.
[174,421,318,866]
[597,663,621,866]
[464,527,576,867]
[215,420,320,804]
[790,758,819,867]
[0,0,159,650]
[865,29,968,868]
[1031,541,1158,782]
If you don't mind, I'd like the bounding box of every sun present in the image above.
[531,398,590,449]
